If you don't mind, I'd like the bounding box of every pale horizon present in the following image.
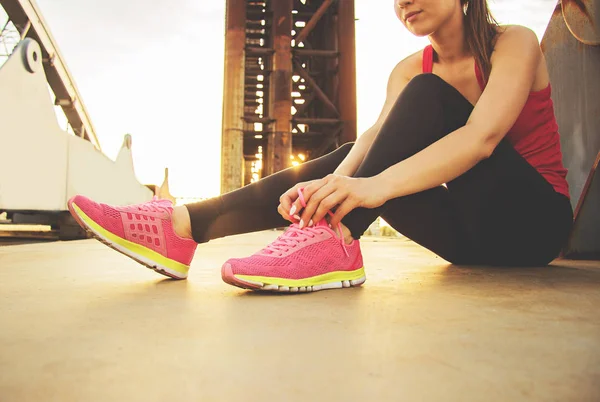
[29,0,557,199]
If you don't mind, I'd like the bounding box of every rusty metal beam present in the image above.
[293,92,316,118]
[295,0,336,45]
[246,47,274,55]
[336,0,357,145]
[293,118,341,125]
[243,116,275,124]
[266,0,293,176]
[292,59,339,117]
[230,0,358,183]
[293,49,339,58]
[221,0,246,193]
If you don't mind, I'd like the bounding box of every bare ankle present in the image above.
[172,206,193,240]
[339,223,354,245]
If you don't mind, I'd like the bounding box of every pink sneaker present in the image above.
[221,220,366,293]
[68,195,197,279]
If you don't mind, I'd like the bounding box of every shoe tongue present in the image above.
[314,219,341,239]
[314,219,330,228]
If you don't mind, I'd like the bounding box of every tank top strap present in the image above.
[422,45,433,73]
[424,44,487,90]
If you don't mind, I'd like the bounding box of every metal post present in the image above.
[221,0,246,193]
[337,0,357,144]
[266,0,293,175]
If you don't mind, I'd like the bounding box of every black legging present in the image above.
[187,74,573,266]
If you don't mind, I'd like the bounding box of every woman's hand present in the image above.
[281,174,388,228]
[278,179,321,223]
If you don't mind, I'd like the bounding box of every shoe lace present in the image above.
[264,188,349,257]
[263,225,322,254]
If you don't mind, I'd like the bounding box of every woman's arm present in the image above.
[278,57,413,221]
[374,26,541,200]
[291,26,543,228]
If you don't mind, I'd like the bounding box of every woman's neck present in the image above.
[429,12,470,63]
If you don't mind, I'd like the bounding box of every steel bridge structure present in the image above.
[221,0,357,192]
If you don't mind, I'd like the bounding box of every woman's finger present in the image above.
[300,183,338,226]
[280,181,309,215]
[309,189,348,225]
[277,203,294,222]
[289,178,326,221]
[328,197,357,228]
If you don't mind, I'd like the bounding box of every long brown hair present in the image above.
[461,0,499,80]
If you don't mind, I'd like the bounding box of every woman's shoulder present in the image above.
[493,25,539,48]
[391,49,425,81]
[491,25,542,67]
[492,25,549,92]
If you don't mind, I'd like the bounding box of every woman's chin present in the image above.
[413,31,431,37]
[405,27,431,37]
[401,21,434,38]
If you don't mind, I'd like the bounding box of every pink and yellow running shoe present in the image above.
[221,219,365,293]
[68,195,197,279]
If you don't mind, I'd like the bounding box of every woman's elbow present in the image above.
[474,130,503,160]
[479,142,495,160]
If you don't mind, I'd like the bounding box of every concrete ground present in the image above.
[0,231,599,402]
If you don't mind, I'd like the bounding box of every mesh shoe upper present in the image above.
[70,195,196,266]
[226,221,363,279]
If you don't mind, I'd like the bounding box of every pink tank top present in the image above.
[422,45,570,198]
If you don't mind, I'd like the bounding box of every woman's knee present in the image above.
[386,74,450,118]
[404,73,449,95]
[401,73,469,110]
[336,141,354,155]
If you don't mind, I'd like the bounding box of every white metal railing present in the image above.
[0,0,101,150]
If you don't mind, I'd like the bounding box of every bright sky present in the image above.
[33,0,558,199]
